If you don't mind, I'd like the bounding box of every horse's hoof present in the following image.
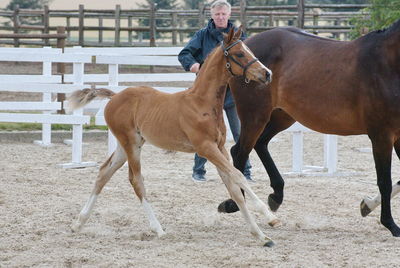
[268,194,281,212]
[217,199,239,213]
[268,219,281,228]
[360,199,372,217]
[264,240,275,247]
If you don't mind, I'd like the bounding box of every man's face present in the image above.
[211,5,231,29]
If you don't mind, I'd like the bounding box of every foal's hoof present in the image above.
[217,199,239,213]
[264,240,275,247]
[70,222,82,233]
[360,199,372,217]
[268,219,281,228]
[268,194,281,212]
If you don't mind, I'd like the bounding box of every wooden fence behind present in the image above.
[0,0,369,47]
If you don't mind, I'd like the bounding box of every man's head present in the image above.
[210,0,231,29]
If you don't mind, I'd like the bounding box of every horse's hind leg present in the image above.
[71,144,127,232]
[124,135,165,237]
[361,138,400,217]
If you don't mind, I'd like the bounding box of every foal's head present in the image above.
[222,26,272,84]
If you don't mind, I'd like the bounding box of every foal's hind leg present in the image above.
[124,135,165,237]
[361,139,400,217]
[71,144,127,232]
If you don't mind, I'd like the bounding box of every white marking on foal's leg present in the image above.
[240,181,280,226]
[218,169,274,246]
[142,199,165,237]
[228,168,279,226]
[71,194,98,232]
[362,182,400,214]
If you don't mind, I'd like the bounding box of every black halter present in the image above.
[221,40,259,83]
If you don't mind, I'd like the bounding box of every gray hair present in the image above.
[210,0,231,12]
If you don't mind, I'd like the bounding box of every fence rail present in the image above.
[0,46,339,173]
[0,0,369,47]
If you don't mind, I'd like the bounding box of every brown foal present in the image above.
[68,27,278,246]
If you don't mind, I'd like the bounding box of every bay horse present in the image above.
[218,19,400,238]
[68,27,279,246]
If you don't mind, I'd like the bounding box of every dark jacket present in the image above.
[178,19,246,71]
[178,19,246,108]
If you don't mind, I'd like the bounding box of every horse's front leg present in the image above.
[361,138,400,217]
[369,134,400,237]
[253,109,295,212]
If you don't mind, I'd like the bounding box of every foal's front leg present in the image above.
[360,181,400,217]
[199,143,277,246]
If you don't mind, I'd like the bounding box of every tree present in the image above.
[138,0,179,39]
[4,0,51,28]
[6,0,49,10]
[350,0,400,39]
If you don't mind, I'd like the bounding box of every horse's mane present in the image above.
[282,27,341,42]
[367,19,400,35]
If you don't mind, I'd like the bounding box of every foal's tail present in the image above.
[68,88,115,110]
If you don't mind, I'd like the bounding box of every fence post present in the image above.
[66,16,71,39]
[34,46,53,146]
[13,5,20,47]
[114,5,121,46]
[43,5,50,46]
[297,0,305,29]
[313,9,319,35]
[179,18,184,44]
[172,12,177,45]
[198,2,205,27]
[324,135,338,174]
[292,131,304,173]
[240,0,247,32]
[149,2,157,47]
[79,4,84,46]
[98,17,103,44]
[57,26,66,114]
[128,15,133,45]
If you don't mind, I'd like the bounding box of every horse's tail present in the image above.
[68,88,115,110]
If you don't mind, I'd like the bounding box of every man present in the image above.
[178,0,252,182]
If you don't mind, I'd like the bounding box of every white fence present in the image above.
[0,46,338,174]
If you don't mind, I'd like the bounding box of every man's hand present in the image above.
[190,63,200,73]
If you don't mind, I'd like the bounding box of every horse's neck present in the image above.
[191,49,230,107]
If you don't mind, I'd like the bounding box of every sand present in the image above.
[1,132,400,267]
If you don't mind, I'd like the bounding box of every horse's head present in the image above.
[222,26,272,84]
